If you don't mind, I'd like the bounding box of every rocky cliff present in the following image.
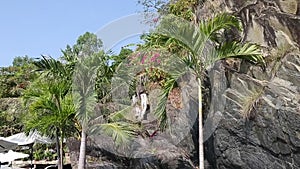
[201,0,300,168]
[67,0,300,168]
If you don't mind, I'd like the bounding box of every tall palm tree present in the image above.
[57,32,136,169]
[23,56,76,169]
[72,55,99,169]
[73,54,138,169]
[150,13,264,169]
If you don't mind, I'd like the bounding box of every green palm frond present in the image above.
[22,81,46,105]
[108,105,132,122]
[24,99,59,134]
[49,80,71,98]
[24,115,56,134]
[157,14,201,56]
[154,77,175,129]
[90,122,138,145]
[29,97,58,113]
[34,55,69,78]
[200,13,241,37]
[157,14,207,74]
[73,92,97,127]
[151,54,189,129]
[216,41,264,64]
[60,94,76,120]
[72,55,106,129]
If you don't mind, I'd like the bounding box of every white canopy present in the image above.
[4,130,53,146]
[0,138,17,153]
[0,150,29,162]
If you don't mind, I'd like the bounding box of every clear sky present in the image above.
[0,0,146,67]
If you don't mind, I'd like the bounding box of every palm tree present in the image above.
[148,13,264,169]
[73,54,138,169]
[23,56,76,169]
[57,32,135,169]
[23,76,75,169]
[72,55,99,169]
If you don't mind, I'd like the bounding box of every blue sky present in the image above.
[0,0,147,67]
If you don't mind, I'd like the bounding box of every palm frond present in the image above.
[22,81,46,106]
[157,14,212,71]
[29,98,58,113]
[34,55,69,78]
[73,92,97,127]
[200,13,241,37]
[152,54,189,129]
[108,105,132,122]
[60,94,76,121]
[154,77,175,129]
[90,122,138,145]
[157,14,202,57]
[215,41,264,64]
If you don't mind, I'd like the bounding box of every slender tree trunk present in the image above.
[56,128,62,169]
[60,130,64,169]
[198,78,204,169]
[78,127,87,169]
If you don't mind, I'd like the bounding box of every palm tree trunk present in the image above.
[78,127,87,169]
[198,78,204,169]
[56,128,62,169]
[60,130,64,169]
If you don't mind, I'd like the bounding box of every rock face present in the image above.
[199,0,300,168]
[67,1,300,168]
[207,53,300,169]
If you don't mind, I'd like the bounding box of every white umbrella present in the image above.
[0,150,29,162]
[5,130,53,146]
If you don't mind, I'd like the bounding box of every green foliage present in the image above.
[22,78,76,137]
[73,49,139,143]
[34,55,73,81]
[139,33,187,54]
[12,55,34,67]
[110,47,133,68]
[108,106,132,122]
[32,143,57,161]
[138,0,199,21]
[73,32,103,58]
[154,77,174,129]
[138,0,169,13]
[169,0,199,21]
[158,13,264,74]
[146,68,168,85]
[23,55,76,169]
[0,56,37,98]
[0,110,23,137]
[95,53,114,103]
